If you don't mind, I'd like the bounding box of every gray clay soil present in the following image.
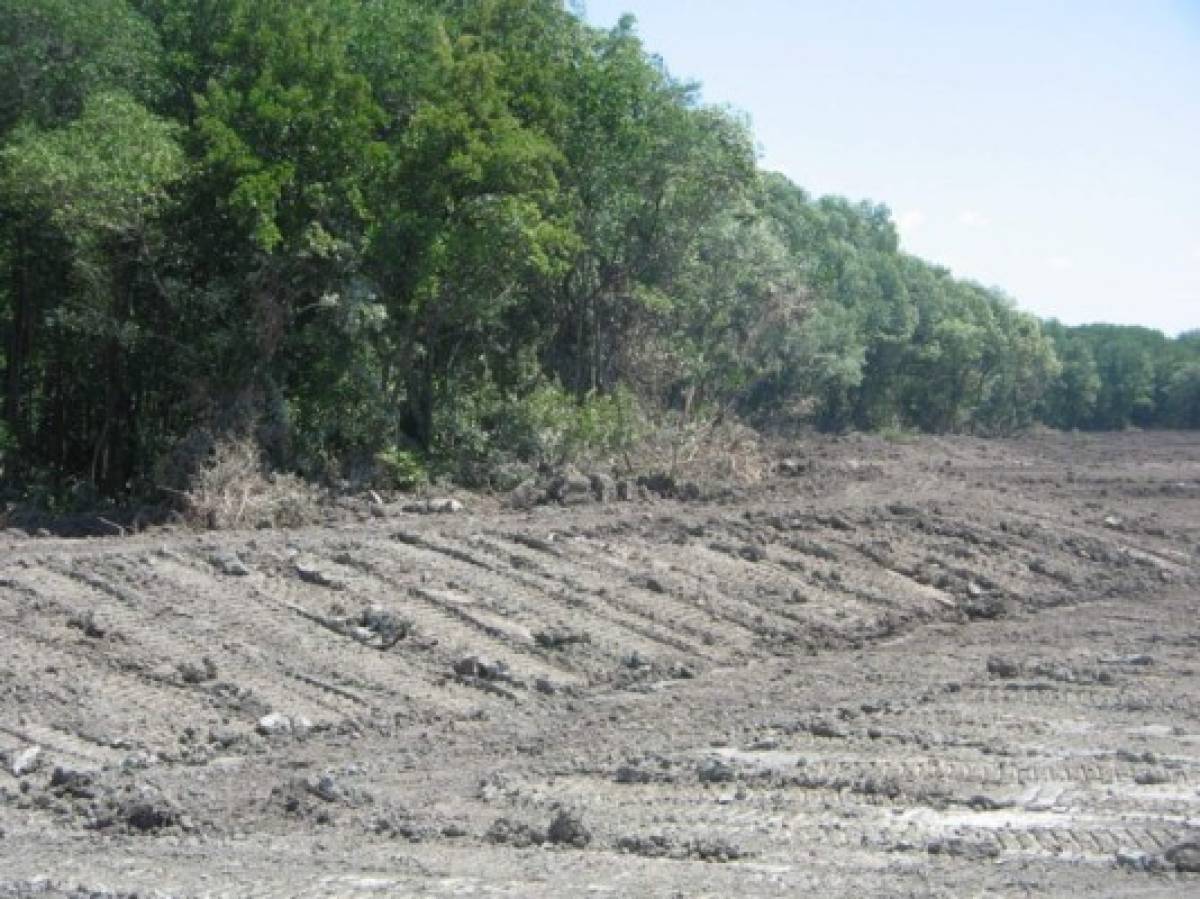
[1,430,1198,897]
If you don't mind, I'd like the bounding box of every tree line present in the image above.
[1,0,1196,497]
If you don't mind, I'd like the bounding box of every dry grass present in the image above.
[626,415,769,486]
[180,438,324,530]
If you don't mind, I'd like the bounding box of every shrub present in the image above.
[497,383,643,466]
[374,446,428,491]
[181,437,323,529]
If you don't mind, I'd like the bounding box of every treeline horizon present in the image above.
[1,0,1197,499]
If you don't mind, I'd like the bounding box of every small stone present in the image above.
[454,656,509,681]
[1115,848,1157,872]
[697,758,736,784]
[9,746,42,778]
[507,481,545,510]
[295,560,343,589]
[308,775,339,802]
[1134,770,1169,786]
[987,656,1020,679]
[210,552,250,577]
[66,611,106,638]
[590,473,616,502]
[257,713,293,737]
[1165,841,1200,873]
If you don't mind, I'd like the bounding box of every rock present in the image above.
[1101,653,1154,666]
[209,552,250,576]
[485,817,545,848]
[987,656,1020,679]
[637,473,677,499]
[454,656,510,681]
[66,610,106,639]
[590,473,616,502]
[257,713,294,737]
[808,720,847,739]
[8,746,42,778]
[507,481,545,510]
[209,727,243,749]
[697,758,736,784]
[966,794,1014,811]
[1133,769,1169,785]
[534,629,590,650]
[1103,515,1124,529]
[177,656,218,684]
[307,775,340,802]
[621,651,651,670]
[615,765,653,784]
[1115,848,1160,872]
[927,837,1000,861]
[738,544,767,563]
[359,607,410,646]
[778,459,808,477]
[617,833,675,857]
[550,470,594,506]
[547,809,591,848]
[534,678,558,695]
[687,837,752,862]
[295,559,343,589]
[1165,841,1200,873]
[121,752,157,771]
[48,766,97,799]
[962,595,1006,621]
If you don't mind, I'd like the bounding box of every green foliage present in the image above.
[0,2,1195,499]
[1,91,183,247]
[0,0,162,134]
[1166,364,1200,428]
[374,446,428,491]
[498,383,642,465]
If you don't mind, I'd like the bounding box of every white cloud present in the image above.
[957,210,990,228]
[1048,255,1075,271]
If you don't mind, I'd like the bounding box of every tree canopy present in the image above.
[1,0,1195,495]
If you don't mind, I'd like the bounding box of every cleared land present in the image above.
[1,431,1198,897]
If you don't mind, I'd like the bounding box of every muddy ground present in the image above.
[1,430,1198,897]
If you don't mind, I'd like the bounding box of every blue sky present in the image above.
[581,0,1200,336]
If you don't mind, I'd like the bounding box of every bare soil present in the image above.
[1,430,1198,897]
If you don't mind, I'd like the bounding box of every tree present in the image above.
[0,91,183,487]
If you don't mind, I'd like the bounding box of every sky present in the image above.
[581,0,1200,336]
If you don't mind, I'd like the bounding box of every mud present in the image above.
[1,430,1198,896]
